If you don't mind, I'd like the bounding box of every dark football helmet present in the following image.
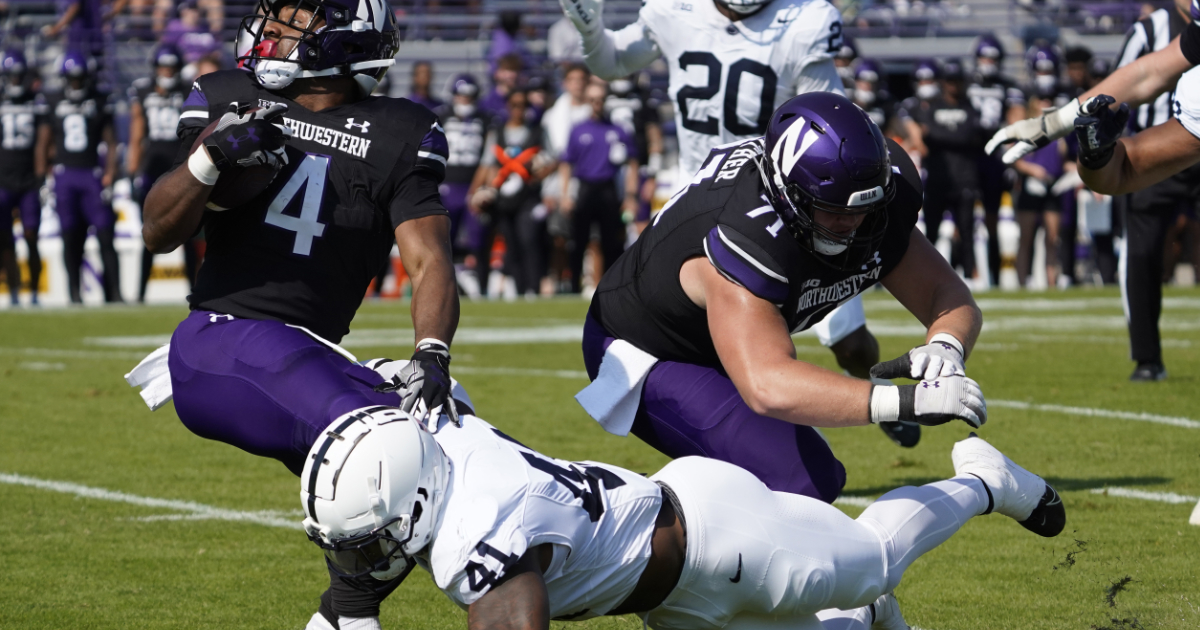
[1026,43,1059,75]
[1,49,27,98]
[974,33,1005,62]
[448,73,479,99]
[760,92,895,271]
[854,58,883,84]
[58,49,96,100]
[237,0,400,95]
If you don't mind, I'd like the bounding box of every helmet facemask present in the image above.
[238,0,398,94]
[307,514,419,590]
[760,151,894,272]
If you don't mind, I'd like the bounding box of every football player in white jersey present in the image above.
[301,373,1065,630]
[558,0,913,447]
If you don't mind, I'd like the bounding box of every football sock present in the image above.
[855,476,990,592]
[96,227,121,302]
[816,604,874,630]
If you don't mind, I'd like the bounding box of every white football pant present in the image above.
[647,457,990,630]
[813,296,867,347]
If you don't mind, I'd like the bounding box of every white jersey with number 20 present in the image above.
[617,0,845,177]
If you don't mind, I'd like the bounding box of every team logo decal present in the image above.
[345,118,371,133]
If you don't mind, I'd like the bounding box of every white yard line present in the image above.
[0,346,148,360]
[1088,487,1199,504]
[0,472,302,530]
[988,400,1200,429]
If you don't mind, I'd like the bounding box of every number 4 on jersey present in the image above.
[264,154,328,256]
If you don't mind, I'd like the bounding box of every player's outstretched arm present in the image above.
[467,547,550,630]
[684,257,875,428]
[987,38,1193,164]
[558,0,660,80]
[1077,114,1200,195]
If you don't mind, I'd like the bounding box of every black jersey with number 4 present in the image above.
[591,137,922,368]
[0,89,47,190]
[47,89,113,169]
[173,70,450,342]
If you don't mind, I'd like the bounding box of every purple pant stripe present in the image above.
[582,312,845,502]
[168,311,401,476]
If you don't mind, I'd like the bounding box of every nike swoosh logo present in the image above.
[729,553,743,583]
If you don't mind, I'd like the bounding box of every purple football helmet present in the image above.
[152,45,183,69]
[761,92,895,271]
[238,0,400,95]
[449,73,479,99]
[836,36,859,62]
[855,58,883,83]
[974,34,1005,61]
[58,49,95,79]
[913,58,940,82]
[1,49,27,76]
[1026,44,1059,75]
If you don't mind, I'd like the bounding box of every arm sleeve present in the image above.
[703,225,790,305]
[1172,67,1200,139]
[793,58,845,97]
[388,165,448,229]
[581,19,662,81]
[416,119,449,182]
[177,79,212,138]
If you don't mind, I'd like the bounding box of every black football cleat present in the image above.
[1129,362,1167,382]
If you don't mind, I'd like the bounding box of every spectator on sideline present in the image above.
[911,59,984,280]
[408,60,443,111]
[487,11,531,76]
[161,0,221,75]
[559,81,638,294]
[434,74,487,265]
[479,53,522,123]
[0,49,45,306]
[35,51,121,303]
[128,46,190,302]
[469,89,556,297]
[1012,85,1072,290]
[604,72,662,233]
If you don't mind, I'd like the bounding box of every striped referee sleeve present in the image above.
[703,225,790,305]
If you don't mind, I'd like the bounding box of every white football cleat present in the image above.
[952,433,1065,537]
[871,591,910,630]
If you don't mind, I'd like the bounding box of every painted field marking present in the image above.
[1088,487,1199,504]
[0,472,302,530]
[988,400,1200,429]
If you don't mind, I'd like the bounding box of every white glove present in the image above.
[985,97,1082,165]
[870,375,987,429]
[870,333,966,381]
[559,0,604,39]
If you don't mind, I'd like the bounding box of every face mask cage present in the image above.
[238,0,326,72]
[309,515,418,591]
[760,155,894,272]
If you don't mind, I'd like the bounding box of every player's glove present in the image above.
[202,102,292,172]
[870,333,966,381]
[374,339,460,426]
[559,0,604,40]
[1074,94,1130,171]
[985,97,1088,164]
[869,375,986,429]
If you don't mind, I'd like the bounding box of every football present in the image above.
[191,113,280,211]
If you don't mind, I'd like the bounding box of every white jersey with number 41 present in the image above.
[627,0,844,177]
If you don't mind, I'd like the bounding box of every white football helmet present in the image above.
[301,406,449,583]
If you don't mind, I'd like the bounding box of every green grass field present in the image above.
[1,287,1198,630]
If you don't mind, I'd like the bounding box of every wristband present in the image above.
[415,338,449,352]
[187,147,220,186]
[928,332,964,356]
[1045,98,1081,137]
[869,385,900,424]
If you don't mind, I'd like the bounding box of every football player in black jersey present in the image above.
[579,92,986,502]
[35,49,121,303]
[128,45,192,302]
[135,0,459,622]
[142,0,459,468]
[0,49,45,306]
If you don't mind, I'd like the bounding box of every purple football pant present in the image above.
[53,166,113,233]
[1,187,41,234]
[168,311,401,476]
[582,312,846,503]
